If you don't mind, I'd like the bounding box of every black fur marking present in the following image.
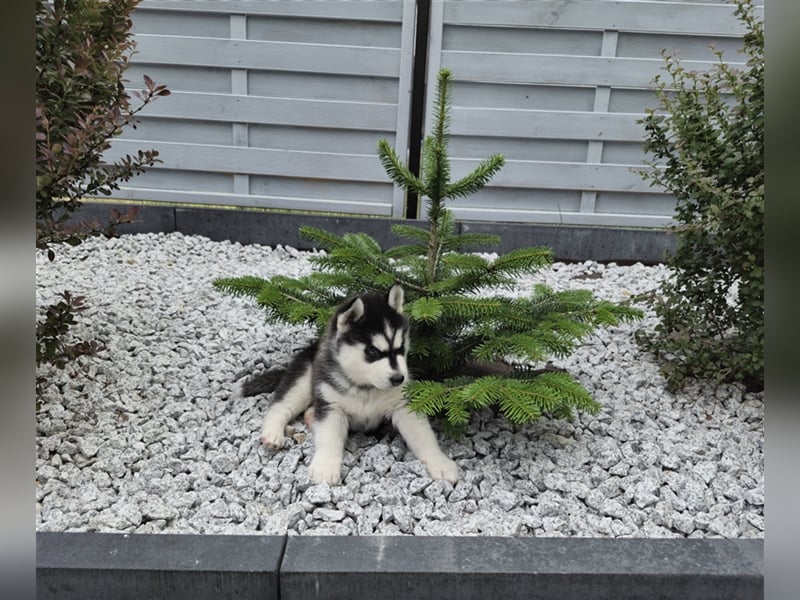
[241,367,286,397]
[340,291,408,341]
[364,345,382,362]
[313,390,333,421]
[363,342,406,366]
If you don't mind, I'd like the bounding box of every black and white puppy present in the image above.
[240,285,459,485]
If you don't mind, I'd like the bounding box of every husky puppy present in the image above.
[240,284,459,485]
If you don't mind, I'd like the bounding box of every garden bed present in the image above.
[35,232,764,539]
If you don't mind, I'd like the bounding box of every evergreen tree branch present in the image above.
[212,276,270,298]
[445,153,506,200]
[390,223,431,245]
[377,139,426,196]
[488,246,552,278]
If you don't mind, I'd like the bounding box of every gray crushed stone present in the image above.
[35,232,764,538]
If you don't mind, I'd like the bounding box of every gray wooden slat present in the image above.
[138,0,404,21]
[448,205,674,228]
[442,51,735,89]
[139,92,397,131]
[452,158,656,193]
[132,8,230,38]
[446,187,581,212]
[451,108,644,141]
[247,125,393,156]
[595,191,677,216]
[609,88,668,113]
[125,64,232,94]
[443,25,602,55]
[602,142,648,165]
[423,0,446,137]
[580,29,619,215]
[133,35,401,77]
[616,32,744,60]
[110,187,394,216]
[119,117,234,145]
[107,140,389,182]
[124,168,234,193]
[249,176,391,204]
[230,14,250,197]
[448,136,588,163]
[452,81,597,111]
[443,0,756,36]
[246,14,402,47]
[247,71,400,104]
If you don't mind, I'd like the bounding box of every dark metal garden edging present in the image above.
[70,202,676,264]
[36,532,763,600]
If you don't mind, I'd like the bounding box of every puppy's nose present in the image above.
[389,373,405,386]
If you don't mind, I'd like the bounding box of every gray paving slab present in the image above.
[280,536,762,600]
[36,532,284,600]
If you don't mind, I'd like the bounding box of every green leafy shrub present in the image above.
[635,0,763,392]
[36,291,103,369]
[35,0,169,372]
[215,69,642,434]
[36,0,170,254]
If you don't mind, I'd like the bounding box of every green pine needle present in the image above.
[489,246,552,276]
[299,225,346,250]
[408,296,444,324]
[378,139,426,196]
[445,154,506,200]
[212,276,269,298]
[390,223,431,245]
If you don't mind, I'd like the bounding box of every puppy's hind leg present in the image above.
[260,364,313,448]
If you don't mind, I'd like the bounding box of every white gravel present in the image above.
[35,232,764,538]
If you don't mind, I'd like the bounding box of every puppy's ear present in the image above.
[336,297,364,331]
[387,284,404,314]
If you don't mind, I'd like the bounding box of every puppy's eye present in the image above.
[364,345,382,361]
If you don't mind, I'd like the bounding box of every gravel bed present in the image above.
[35,232,764,538]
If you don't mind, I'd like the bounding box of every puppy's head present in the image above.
[333,284,409,389]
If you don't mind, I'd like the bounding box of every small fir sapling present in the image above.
[215,68,642,433]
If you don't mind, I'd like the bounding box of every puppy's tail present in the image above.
[240,367,287,397]
[237,339,319,399]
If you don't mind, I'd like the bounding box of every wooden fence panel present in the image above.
[423,0,762,227]
[111,0,762,228]
[114,0,415,217]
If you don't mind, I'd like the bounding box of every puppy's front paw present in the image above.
[309,456,342,485]
[260,420,286,448]
[424,454,459,483]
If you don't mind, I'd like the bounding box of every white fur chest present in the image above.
[318,382,407,431]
